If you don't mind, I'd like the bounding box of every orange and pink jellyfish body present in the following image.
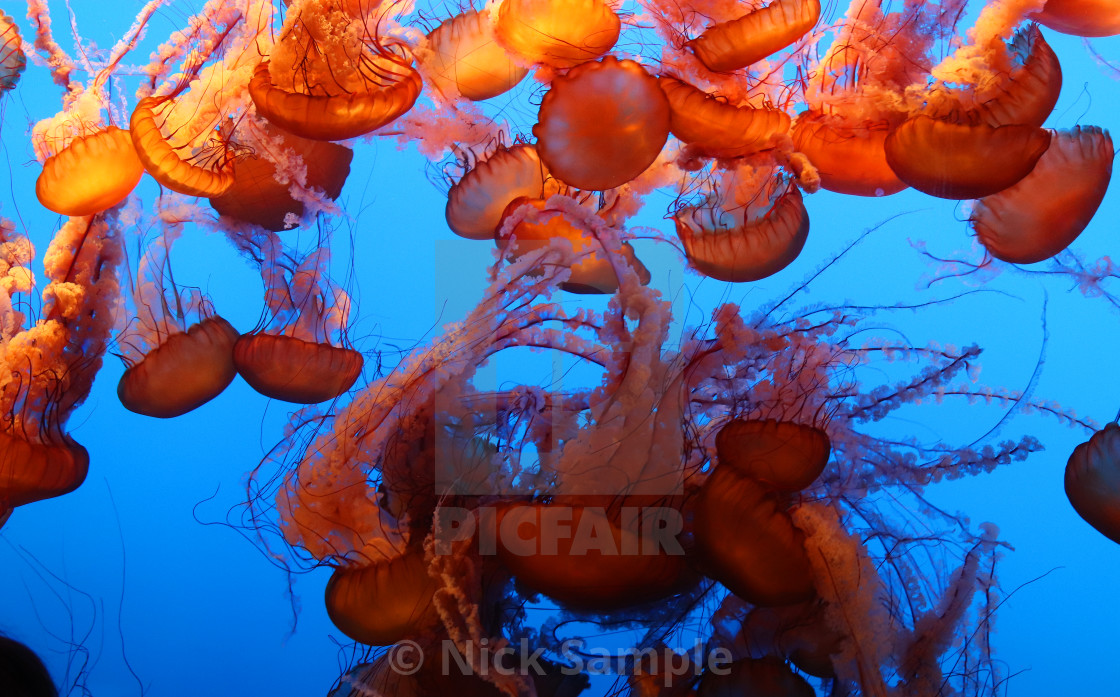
[793,115,907,197]
[1030,0,1120,37]
[972,126,1113,264]
[130,97,236,197]
[674,175,809,283]
[533,57,670,191]
[659,77,791,158]
[687,0,821,73]
[324,548,440,645]
[35,127,146,216]
[716,419,830,491]
[497,196,651,294]
[422,9,528,101]
[494,0,620,68]
[209,123,354,231]
[0,12,25,93]
[884,116,1052,200]
[1066,423,1120,544]
[445,144,556,240]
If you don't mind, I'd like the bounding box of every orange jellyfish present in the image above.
[421,9,528,101]
[659,77,791,158]
[209,119,354,231]
[495,502,691,611]
[116,230,240,418]
[972,126,1113,264]
[697,657,814,697]
[883,116,1052,200]
[1030,0,1120,37]
[325,547,441,645]
[494,0,620,69]
[1066,423,1120,544]
[533,57,670,191]
[445,144,556,240]
[36,126,146,217]
[673,167,809,283]
[686,0,821,73]
[716,419,830,491]
[1,11,26,93]
[232,235,363,404]
[792,114,907,197]
[250,3,421,141]
[497,196,651,294]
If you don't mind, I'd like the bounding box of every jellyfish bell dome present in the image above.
[36,127,145,217]
[1066,422,1120,544]
[324,549,441,646]
[716,419,830,491]
[234,332,364,404]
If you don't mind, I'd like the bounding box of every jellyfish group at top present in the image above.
[3,0,1120,695]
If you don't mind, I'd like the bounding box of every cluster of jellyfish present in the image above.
[2,0,1120,694]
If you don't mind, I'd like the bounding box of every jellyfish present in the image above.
[227,228,362,404]
[715,419,830,492]
[1030,0,1120,37]
[971,126,1114,264]
[494,0,620,69]
[673,163,809,283]
[419,9,528,101]
[0,212,122,513]
[533,57,670,191]
[686,0,821,73]
[1065,422,1120,544]
[250,0,421,141]
[445,144,558,241]
[0,12,26,94]
[0,636,57,697]
[659,77,791,159]
[209,117,354,231]
[115,218,240,418]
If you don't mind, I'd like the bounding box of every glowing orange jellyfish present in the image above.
[971,126,1113,264]
[0,11,26,93]
[673,169,809,283]
[494,0,620,69]
[716,419,830,491]
[249,5,421,141]
[209,120,354,231]
[884,116,1052,200]
[324,547,441,645]
[533,57,670,191]
[497,196,651,294]
[659,77,791,158]
[792,114,907,197]
[1030,0,1120,37]
[231,238,363,404]
[687,0,821,73]
[445,144,557,240]
[1065,422,1120,544]
[36,126,146,217]
[421,9,528,101]
[495,502,691,611]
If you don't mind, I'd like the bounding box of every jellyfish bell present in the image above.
[659,77,791,159]
[883,115,1052,200]
[250,6,422,141]
[496,196,651,294]
[1030,0,1120,37]
[0,432,90,512]
[445,144,558,240]
[533,57,671,191]
[494,0,620,69]
[130,97,237,197]
[118,316,240,419]
[0,12,26,94]
[792,113,907,197]
[673,170,809,283]
[691,465,816,606]
[971,126,1113,264]
[716,419,830,492]
[697,656,814,697]
[1065,422,1120,544]
[324,548,441,645]
[738,602,844,678]
[235,332,363,404]
[209,122,354,231]
[35,126,146,217]
[494,501,692,612]
[420,9,529,101]
[686,0,821,73]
